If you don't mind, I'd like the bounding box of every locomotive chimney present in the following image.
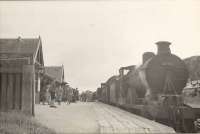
[142,52,155,64]
[156,41,171,55]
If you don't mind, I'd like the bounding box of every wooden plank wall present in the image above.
[0,68,34,115]
[15,74,22,110]
[0,73,22,112]
[22,65,34,115]
[7,74,14,110]
[1,74,7,111]
[0,59,35,115]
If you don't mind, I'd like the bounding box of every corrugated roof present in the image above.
[0,37,40,55]
[44,66,64,83]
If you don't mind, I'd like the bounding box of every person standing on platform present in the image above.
[56,85,63,105]
[45,84,51,105]
[49,82,57,108]
[67,87,73,104]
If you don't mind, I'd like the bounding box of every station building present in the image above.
[0,36,44,115]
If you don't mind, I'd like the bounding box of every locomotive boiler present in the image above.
[97,41,196,132]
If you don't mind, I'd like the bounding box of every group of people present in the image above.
[40,82,78,108]
[79,90,96,102]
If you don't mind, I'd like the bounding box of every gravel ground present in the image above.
[35,101,175,133]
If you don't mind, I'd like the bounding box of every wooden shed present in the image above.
[0,36,44,115]
[39,66,65,102]
[44,66,64,84]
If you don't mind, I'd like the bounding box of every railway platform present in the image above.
[35,102,175,133]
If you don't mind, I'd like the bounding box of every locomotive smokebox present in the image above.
[156,41,171,55]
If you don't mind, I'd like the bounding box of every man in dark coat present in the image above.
[49,82,57,108]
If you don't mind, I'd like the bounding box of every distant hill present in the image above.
[184,56,200,81]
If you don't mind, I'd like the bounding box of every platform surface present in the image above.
[35,102,175,133]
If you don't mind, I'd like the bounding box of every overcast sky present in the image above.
[0,0,200,91]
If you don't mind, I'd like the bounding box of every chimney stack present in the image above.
[156,41,171,55]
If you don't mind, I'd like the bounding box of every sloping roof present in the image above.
[0,37,40,55]
[44,66,64,83]
[0,37,44,66]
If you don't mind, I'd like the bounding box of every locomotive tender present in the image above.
[97,41,196,132]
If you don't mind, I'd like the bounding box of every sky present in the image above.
[0,0,200,92]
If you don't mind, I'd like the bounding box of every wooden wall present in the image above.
[0,61,35,115]
[22,65,34,115]
[0,73,22,111]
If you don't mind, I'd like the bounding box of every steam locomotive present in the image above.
[96,41,197,132]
